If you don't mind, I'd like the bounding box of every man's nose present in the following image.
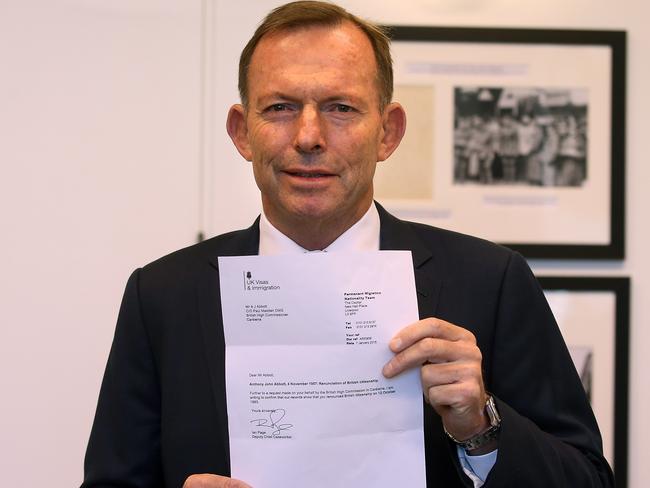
[294,106,326,153]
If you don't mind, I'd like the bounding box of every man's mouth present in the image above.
[284,170,335,179]
[291,172,328,178]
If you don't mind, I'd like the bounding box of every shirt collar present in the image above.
[258,202,380,255]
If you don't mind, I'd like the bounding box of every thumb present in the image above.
[183,473,253,488]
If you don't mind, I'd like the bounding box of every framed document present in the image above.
[377,26,626,259]
[538,276,629,486]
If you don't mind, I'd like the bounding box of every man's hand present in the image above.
[183,474,252,488]
[382,318,492,447]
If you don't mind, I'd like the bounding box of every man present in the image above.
[517,113,543,184]
[82,2,614,487]
[497,112,519,183]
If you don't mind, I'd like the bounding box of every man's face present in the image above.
[227,22,404,234]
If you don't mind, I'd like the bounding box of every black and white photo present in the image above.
[453,86,588,187]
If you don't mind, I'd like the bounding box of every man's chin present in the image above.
[271,197,344,223]
[285,204,338,222]
[265,193,370,228]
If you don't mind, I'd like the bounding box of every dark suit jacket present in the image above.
[82,204,614,487]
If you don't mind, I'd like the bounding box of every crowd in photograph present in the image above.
[453,98,588,187]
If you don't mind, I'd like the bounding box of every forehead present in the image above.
[247,21,378,100]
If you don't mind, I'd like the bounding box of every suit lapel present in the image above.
[377,203,442,320]
[197,219,260,464]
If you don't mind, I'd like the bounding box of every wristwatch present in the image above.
[444,395,501,451]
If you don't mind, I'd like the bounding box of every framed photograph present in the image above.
[375,26,626,259]
[538,276,629,486]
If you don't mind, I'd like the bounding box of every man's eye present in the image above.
[268,104,288,112]
[335,104,353,113]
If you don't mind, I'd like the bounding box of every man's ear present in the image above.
[377,102,407,162]
[226,104,253,161]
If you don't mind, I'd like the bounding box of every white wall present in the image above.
[1,1,648,486]
[0,1,202,485]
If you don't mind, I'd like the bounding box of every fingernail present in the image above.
[390,337,402,351]
[382,362,393,377]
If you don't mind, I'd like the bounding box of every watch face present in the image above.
[486,396,501,426]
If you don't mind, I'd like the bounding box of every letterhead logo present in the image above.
[244,271,252,290]
[243,270,280,292]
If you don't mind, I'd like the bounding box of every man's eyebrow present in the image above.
[320,94,364,104]
[256,92,297,103]
[254,92,370,110]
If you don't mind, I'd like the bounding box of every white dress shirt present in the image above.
[258,203,380,255]
[258,202,496,486]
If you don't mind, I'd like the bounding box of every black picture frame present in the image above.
[382,26,626,259]
[537,276,630,486]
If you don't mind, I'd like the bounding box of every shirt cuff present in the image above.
[456,445,498,488]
